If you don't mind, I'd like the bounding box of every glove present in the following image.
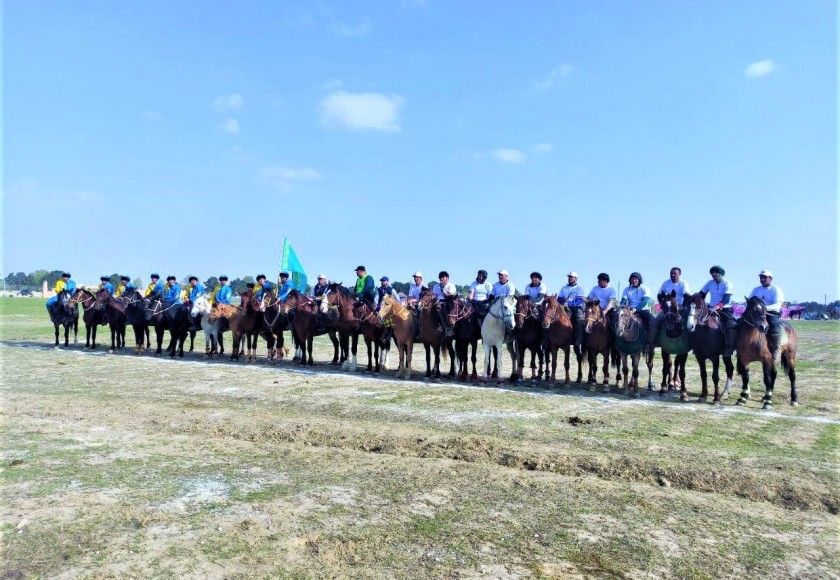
[714,303,723,310]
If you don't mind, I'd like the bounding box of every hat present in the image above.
[62,272,71,278]
[280,271,289,278]
[497,269,509,276]
[166,275,176,281]
[477,269,487,277]
[413,271,423,277]
[567,271,578,278]
[150,273,160,279]
[219,275,229,281]
[355,265,366,272]
[380,276,389,282]
[530,272,542,280]
[120,275,130,281]
[438,271,449,279]
[256,274,266,280]
[100,276,110,281]
[317,274,326,280]
[629,272,643,284]
[597,273,610,282]
[188,276,198,282]
[246,282,255,288]
[710,265,725,276]
[759,270,773,278]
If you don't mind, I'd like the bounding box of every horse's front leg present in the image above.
[736,359,750,406]
[645,351,655,390]
[424,344,432,379]
[660,353,671,396]
[762,362,776,410]
[54,323,60,347]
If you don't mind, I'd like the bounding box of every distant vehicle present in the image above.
[19,290,33,296]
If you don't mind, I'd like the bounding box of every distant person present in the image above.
[45,272,75,311]
[145,274,164,298]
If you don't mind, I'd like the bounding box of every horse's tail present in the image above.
[441,344,449,362]
[610,344,620,369]
[781,350,791,377]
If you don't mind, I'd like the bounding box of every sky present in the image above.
[2,1,837,302]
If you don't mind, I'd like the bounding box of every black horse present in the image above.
[95,289,127,351]
[122,288,150,352]
[144,293,190,357]
[48,290,79,347]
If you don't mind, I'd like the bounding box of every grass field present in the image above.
[1,297,838,578]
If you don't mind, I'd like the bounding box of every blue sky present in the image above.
[2,1,836,301]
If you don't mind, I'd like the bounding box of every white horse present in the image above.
[481,296,518,386]
[191,295,223,357]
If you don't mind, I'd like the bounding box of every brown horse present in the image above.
[734,296,798,409]
[378,295,416,379]
[417,288,454,382]
[352,300,391,374]
[655,291,690,401]
[446,297,485,383]
[326,283,362,371]
[94,289,127,351]
[237,289,265,361]
[49,290,80,347]
[582,299,613,391]
[76,288,106,349]
[208,302,251,360]
[685,292,735,404]
[514,296,545,386]
[612,306,654,397]
[278,290,340,365]
[541,295,581,387]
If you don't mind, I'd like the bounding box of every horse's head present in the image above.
[446,298,471,327]
[490,295,515,331]
[743,296,769,333]
[514,295,531,328]
[208,302,228,322]
[418,287,436,310]
[378,294,394,322]
[94,288,111,308]
[191,295,210,317]
[541,295,558,329]
[583,299,604,333]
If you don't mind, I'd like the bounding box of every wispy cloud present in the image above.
[333,18,372,38]
[220,119,240,134]
[533,143,553,154]
[534,64,573,90]
[4,179,105,207]
[258,166,323,191]
[492,148,526,164]
[401,0,429,8]
[143,111,161,121]
[744,59,776,79]
[319,91,405,132]
[213,93,243,112]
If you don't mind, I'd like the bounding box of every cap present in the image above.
[380,276,389,282]
[219,275,229,281]
[166,275,176,281]
[188,276,198,282]
[150,273,160,279]
[413,271,423,277]
[256,273,266,280]
[497,269,509,276]
[355,265,366,272]
[759,270,773,278]
[317,274,326,280]
[567,271,578,278]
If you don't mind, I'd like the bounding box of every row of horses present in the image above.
[47,284,798,410]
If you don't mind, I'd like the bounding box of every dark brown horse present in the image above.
[612,306,654,397]
[352,300,391,374]
[76,288,106,349]
[279,290,341,366]
[541,295,581,387]
[582,299,613,391]
[94,289,127,351]
[48,290,80,347]
[122,288,150,353]
[237,289,265,361]
[655,291,690,401]
[734,296,798,409]
[417,288,454,382]
[378,295,416,379]
[685,292,735,404]
[326,283,362,371]
[446,297,484,383]
[514,296,545,386]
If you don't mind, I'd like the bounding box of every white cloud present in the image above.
[533,143,553,153]
[220,119,240,134]
[492,148,526,164]
[534,64,574,90]
[319,91,405,132]
[259,166,323,191]
[4,179,105,207]
[745,59,776,79]
[333,18,372,38]
[143,111,161,121]
[213,93,243,112]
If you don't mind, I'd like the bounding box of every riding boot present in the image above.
[723,325,737,357]
[767,314,783,363]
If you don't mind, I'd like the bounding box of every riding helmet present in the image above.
[530,272,542,280]
[597,273,610,282]
[628,272,643,284]
[710,265,725,276]
[477,269,488,278]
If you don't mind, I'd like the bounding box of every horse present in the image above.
[260,293,294,363]
[480,296,517,386]
[94,289,127,352]
[417,288,455,382]
[685,292,735,404]
[326,283,363,372]
[48,290,79,347]
[190,295,224,357]
[208,302,253,360]
[541,295,581,387]
[278,290,319,366]
[734,296,798,409]
[582,299,614,391]
[378,295,416,379]
[447,297,483,383]
[144,293,190,357]
[612,306,654,397]
[353,299,391,374]
[238,289,265,362]
[76,288,106,349]
[514,296,546,387]
[122,288,150,353]
[655,291,691,401]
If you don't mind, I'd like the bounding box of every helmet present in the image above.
[710,265,725,276]
[629,272,643,284]
[530,272,542,280]
[477,269,488,278]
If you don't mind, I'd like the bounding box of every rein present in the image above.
[616,307,641,342]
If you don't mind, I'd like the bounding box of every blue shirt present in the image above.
[700,279,733,307]
[215,284,233,305]
[99,282,115,296]
[620,285,652,309]
[189,282,205,302]
[277,280,294,300]
[558,284,585,307]
[164,283,182,303]
[256,281,275,301]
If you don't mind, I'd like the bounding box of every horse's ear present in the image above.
[670,290,676,297]
[744,295,749,302]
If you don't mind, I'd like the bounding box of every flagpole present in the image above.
[277,236,287,286]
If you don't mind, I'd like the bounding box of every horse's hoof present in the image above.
[712,400,721,406]
[790,401,799,407]
[647,383,655,391]
[697,396,707,404]
[736,399,746,406]
[762,402,773,410]
[680,393,689,402]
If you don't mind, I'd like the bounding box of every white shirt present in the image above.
[749,284,784,311]
[491,280,516,297]
[621,285,651,309]
[408,283,424,301]
[588,285,617,309]
[524,282,547,301]
[659,279,691,306]
[376,286,400,305]
[432,282,457,300]
[468,280,493,302]
[558,284,585,307]
[700,279,733,307]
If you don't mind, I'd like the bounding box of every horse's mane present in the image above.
[328,282,354,299]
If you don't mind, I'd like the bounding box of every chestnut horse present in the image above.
[48,290,80,347]
[208,302,251,360]
[685,292,735,404]
[278,290,340,365]
[76,288,106,349]
[734,296,798,409]
[582,299,613,391]
[514,296,545,386]
[94,289,127,351]
[541,295,580,387]
[655,291,690,401]
[237,289,265,361]
[417,288,455,381]
[326,283,362,371]
[378,295,416,379]
[353,300,391,374]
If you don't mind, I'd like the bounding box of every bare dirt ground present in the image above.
[2,300,838,578]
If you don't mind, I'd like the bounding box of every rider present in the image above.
[277,272,294,301]
[467,269,493,317]
[557,271,585,350]
[187,276,204,302]
[114,276,132,298]
[311,274,329,298]
[145,274,164,298]
[163,276,182,303]
[98,276,116,296]
[589,273,618,336]
[255,274,275,301]
[407,272,425,306]
[354,266,376,310]
[700,265,736,356]
[432,271,458,336]
[748,270,785,362]
[488,269,516,301]
[213,275,233,305]
[524,272,547,304]
[619,272,653,343]
[46,272,75,311]
[648,267,692,348]
[376,276,400,309]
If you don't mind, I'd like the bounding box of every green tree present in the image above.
[46,270,64,288]
[230,278,247,294]
[391,281,409,294]
[108,273,121,287]
[31,269,49,288]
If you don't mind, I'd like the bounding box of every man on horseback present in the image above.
[163,276,182,304]
[354,266,376,310]
[186,276,204,330]
[212,276,233,305]
[99,276,116,296]
[376,276,400,309]
[488,269,516,301]
[145,274,164,298]
[46,272,76,312]
[700,265,736,356]
[648,267,692,348]
[557,272,585,350]
[277,272,294,301]
[748,270,785,362]
[524,272,547,304]
[255,274,274,301]
[311,274,330,298]
[432,271,458,336]
[407,272,424,306]
[467,270,492,313]
[619,272,653,344]
[114,276,132,298]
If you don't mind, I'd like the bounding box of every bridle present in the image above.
[616,306,641,341]
[447,298,473,325]
[584,303,605,333]
[740,299,768,330]
[542,298,567,327]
